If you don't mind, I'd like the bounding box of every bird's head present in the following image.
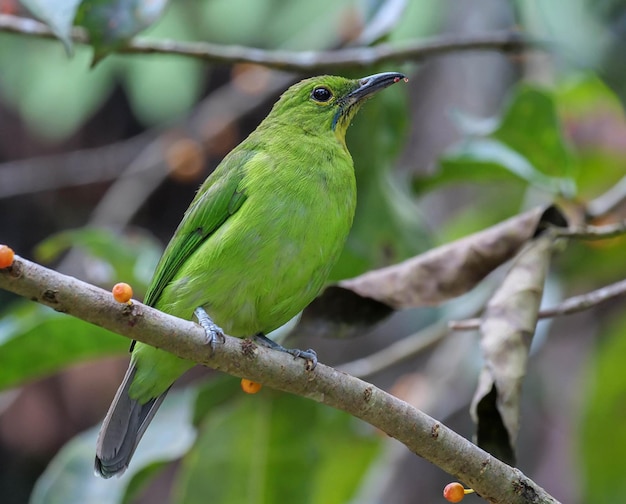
[266,72,406,144]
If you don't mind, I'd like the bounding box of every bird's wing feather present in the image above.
[144,149,253,307]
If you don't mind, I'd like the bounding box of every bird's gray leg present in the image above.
[194,307,225,349]
[254,333,318,369]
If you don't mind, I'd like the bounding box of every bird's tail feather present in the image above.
[95,364,169,478]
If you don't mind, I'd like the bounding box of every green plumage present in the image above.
[95,72,405,478]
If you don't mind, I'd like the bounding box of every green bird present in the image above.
[95,72,406,478]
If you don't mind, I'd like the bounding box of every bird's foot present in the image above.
[254,333,317,370]
[194,307,225,350]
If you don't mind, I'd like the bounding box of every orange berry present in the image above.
[0,245,15,268]
[112,282,133,303]
[443,482,466,502]
[241,378,262,394]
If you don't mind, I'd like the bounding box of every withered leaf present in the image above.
[471,233,554,464]
[338,206,560,309]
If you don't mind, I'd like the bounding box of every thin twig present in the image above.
[586,175,626,218]
[551,220,626,241]
[0,134,156,199]
[449,278,626,331]
[0,255,559,503]
[0,14,533,71]
[337,322,449,378]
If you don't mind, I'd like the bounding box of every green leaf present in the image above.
[174,392,381,504]
[116,0,205,126]
[76,0,170,63]
[119,52,204,126]
[0,34,114,141]
[493,85,577,180]
[20,0,82,53]
[426,84,578,197]
[437,138,571,194]
[0,302,127,391]
[198,0,274,46]
[192,374,242,425]
[580,311,626,503]
[554,73,623,123]
[553,74,626,202]
[30,388,197,504]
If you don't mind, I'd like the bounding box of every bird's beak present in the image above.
[346,72,406,104]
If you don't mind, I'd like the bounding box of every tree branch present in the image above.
[0,133,157,199]
[0,255,558,503]
[0,14,533,71]
[449,277,626,331]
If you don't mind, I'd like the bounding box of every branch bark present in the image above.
[0,14,532,71]
[0,255,558,503]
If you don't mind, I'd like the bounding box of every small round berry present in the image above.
[241,378,262,394]
[0,245,15,269]
[443,482,466,503]
[112,282,133,304]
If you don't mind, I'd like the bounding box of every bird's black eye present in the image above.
[311,86,333,102]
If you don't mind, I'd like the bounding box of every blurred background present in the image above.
[1,0,626,502]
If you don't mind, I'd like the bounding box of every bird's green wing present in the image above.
[143,150,252,308]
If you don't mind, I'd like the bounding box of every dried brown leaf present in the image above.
[471,233,554,464]
[339,206,557,309]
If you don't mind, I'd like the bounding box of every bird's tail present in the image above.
[94,364,169,478]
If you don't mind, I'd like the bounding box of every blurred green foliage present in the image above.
[176,389,380,504]
[423,84,577,198]
[30,388,197,504]
[0,302,127,390]
[0,228,163,391]
[580,310,626,504]
[4,0,439,140]
[1,1,626,503]
[27,376,381,504]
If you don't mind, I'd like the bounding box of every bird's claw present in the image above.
[286,348,317,370]
[194,307,225,350]
[253,334,318,370]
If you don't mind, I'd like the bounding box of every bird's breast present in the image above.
[161,145,356,337]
